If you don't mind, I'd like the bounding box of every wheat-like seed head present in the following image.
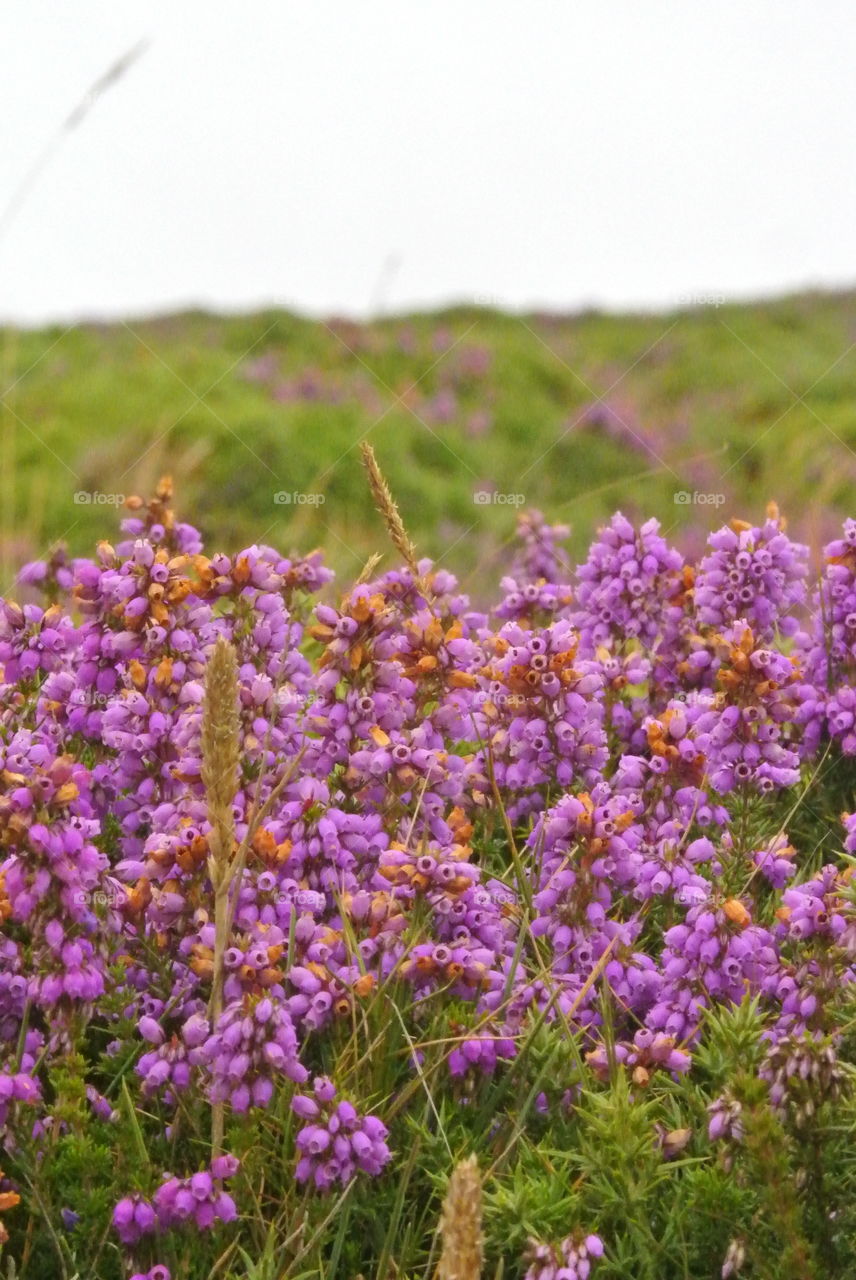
[436,1155,483,1280]
[359,442,425,583]
[201,635,240,869]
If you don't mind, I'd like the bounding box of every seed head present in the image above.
[436,1154,483,1280]
[201,636,240,870]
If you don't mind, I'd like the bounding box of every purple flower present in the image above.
[292,1078,391,1190]
[694,507,807,638]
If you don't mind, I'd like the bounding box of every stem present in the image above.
[809,1128,836,1273]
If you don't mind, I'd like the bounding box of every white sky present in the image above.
[1,1,855,324]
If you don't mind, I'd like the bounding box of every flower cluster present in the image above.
[199,994,306,1110]
[524,1231,605,1279]
[113,1155,239,1243]
[796,517,856,753]
[292,1076,391,1189]
[693,505,807,638]
[573,512,684,651]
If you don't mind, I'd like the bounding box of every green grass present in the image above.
[1,288,855,591]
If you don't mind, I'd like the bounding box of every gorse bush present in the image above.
[2,462,856,1279]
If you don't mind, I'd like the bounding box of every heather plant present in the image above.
[3,470,856,1279]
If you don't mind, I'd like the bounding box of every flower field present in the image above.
[3,456,856,1279]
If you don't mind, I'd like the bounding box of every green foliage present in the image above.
[3,291,856,588]
[6,982,856,1279]
[693,995,767,1085]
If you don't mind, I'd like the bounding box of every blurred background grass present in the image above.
[2,288,855,595]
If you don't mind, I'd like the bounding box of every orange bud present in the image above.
[723,898,751,928]
[129,658,147,688]
[252,827,277,858]
[155,656,173,688]
[449,670,477,689]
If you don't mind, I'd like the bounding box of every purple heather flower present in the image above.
[694,507,807,638]
[291,1077,391,1190]
[524,1230,605,1279]
[573,512,685,651]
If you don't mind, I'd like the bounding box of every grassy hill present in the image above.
[2,288,855,592]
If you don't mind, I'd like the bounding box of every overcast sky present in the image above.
[2,1,855,324]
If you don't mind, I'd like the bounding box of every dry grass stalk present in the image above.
[201,636,240,1154]
[354,550,383,587]
[0,40,148,244]
[359,442,433,600]
[436,1155,483,1280]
